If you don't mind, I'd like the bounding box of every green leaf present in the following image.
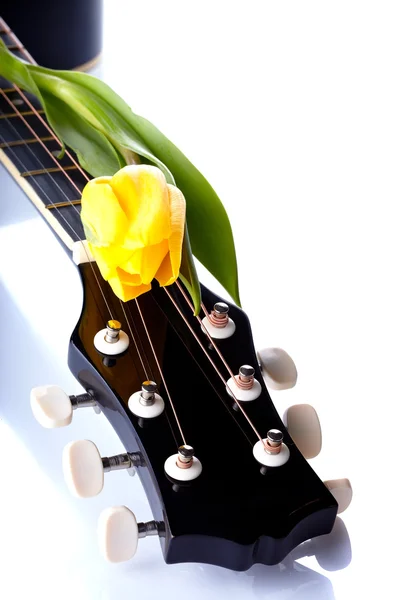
[40,91,124,176]
[179,226,201,315]
[31,66,241,305]
[0,39,241,308]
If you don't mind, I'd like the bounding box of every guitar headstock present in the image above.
[0,13,352,573]
[31,258,352,570]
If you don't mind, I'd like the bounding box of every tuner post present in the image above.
[165,444,202,481]
[139,381,158,406]
[177,444,194,469]
[70,390,97,410]
[105,320,122,343]
[201,302,236,339]
[128,381,165,418]
[226,364,262,402]
[253,430,290,468]
[94,319,129,356]
[265,429,284,455]
[102,451,144,476]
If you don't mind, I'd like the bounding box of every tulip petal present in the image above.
[108,268,151,301]
[110,165,171,248]
[122,239,169,285]
[89,243,133,280]
[156,184,185,286]
[81,177,129,245]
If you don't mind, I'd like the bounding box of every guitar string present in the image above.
[164,287,264,444]
[135,298,186,445]
[0,38,267,448]
[0,104,185,446]
[0,88,115,321]
[0,16,90,183]
[0,86,155,385]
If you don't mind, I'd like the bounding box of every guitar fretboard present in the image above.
[0,18,88,250]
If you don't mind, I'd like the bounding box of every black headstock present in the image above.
[68,262,337,571]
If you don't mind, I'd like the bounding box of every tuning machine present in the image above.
[30,385,99,428]
[62,439,143,497]
[226,364,262,402]
[94,319,129,356]
[98,506,164,563]
[257,347,298,390]
[283,403,352,513]
[201,302,236,339]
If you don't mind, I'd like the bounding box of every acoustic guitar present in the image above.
[0,16,352,571]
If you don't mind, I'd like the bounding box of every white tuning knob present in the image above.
[63,440,142,498]
[257,347,297,390]
[283,403,322,459]
[324,478,353,514]
[30,385,97,428]
[98,506,161,563]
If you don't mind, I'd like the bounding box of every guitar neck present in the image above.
[0,17,87,252]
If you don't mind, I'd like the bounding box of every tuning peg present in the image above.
[30,385,98,428]
[324,478,353,514]
[98,506,162,563]
[257,347,297,390]
[62,440,143,498]
[283,403,322,459]
[94,319,129,356]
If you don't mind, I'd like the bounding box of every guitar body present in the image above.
[69,263,336,570]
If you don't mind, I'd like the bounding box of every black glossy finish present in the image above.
[69,264,338,571]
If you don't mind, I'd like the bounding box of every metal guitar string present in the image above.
[1,26,264,450]
[164,286,265,445]
[0,87,263,451]
[0,29,156,389]
[0,101,186,445]
[135,298,186,445]
[0,89,115,321]
[0,88,186,446]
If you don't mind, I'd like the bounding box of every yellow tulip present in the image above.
[81,165,186,301]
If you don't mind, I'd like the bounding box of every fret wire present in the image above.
[0,17,194,452]
[0,19,194,450]
[0,14,88,184]
[0,110,45,119]
[46,200,81,210]
[0,17,262,458]
[0,102,115,319]
[0,100,184,448]
[5,44,22,51]
[21,165,78,177]
[0,89,83,197]
[0,129,83,244]
[1,88,18,94]
[0,136,54,148]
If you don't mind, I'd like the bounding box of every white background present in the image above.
[1,1,399,598]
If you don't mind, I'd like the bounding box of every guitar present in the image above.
[0,16,352,571]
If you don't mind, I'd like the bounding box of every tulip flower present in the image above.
[0,38,241,313]
[81,165,185,301]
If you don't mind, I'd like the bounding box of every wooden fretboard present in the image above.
[0,17,88,251]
